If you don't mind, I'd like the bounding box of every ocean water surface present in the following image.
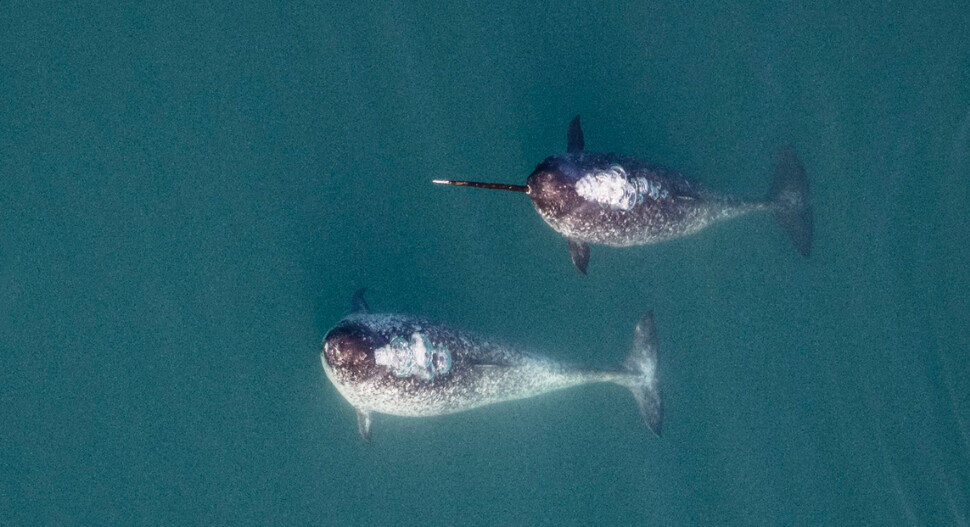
[2,2,968,525]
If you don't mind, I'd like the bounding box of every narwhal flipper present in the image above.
[567,115,584,153]
[568,239,590,275]
[565,115,590,275]
[351,288,370,314]
[355,408,372,442]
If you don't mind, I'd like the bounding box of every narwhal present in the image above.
[321,290,662,441]
[434,116,813,274]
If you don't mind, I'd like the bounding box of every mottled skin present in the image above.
[322,312,622,418]
[321,292,663,441]
[527,153,769,247]
[434,115,811,273]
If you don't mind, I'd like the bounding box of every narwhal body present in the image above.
[435,116,812,274]
[321,291,662,440]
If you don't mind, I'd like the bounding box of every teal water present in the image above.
[2,2,968,525]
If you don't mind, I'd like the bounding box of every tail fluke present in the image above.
[621,312,663,437]
[768,146,813,257]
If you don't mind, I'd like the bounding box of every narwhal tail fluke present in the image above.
[768,146,813,257]
[620,312,662,437]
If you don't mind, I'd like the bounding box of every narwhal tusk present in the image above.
[432,179,529,193]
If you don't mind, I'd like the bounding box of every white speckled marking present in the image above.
[374,332,451,380]
[574,165,669,211]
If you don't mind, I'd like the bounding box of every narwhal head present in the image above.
[323,313,455,387]
[321,318,385,385]
[524,155,587,221]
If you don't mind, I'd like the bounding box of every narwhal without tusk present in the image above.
[321,290,663,441]
[434,115,813,275]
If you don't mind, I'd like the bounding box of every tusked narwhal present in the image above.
[434,116,813,274]
[320,290,662,441]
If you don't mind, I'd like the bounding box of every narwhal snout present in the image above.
[322,322,382,372]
